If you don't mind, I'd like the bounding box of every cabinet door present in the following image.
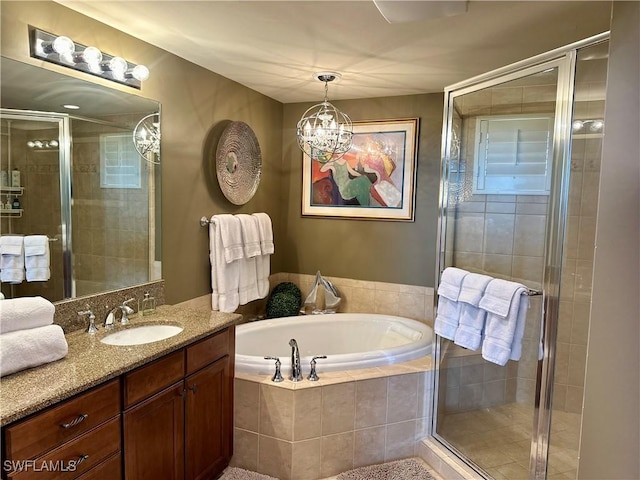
[123,382,185,480]
[185,356,232,480]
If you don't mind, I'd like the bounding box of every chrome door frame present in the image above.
[430,32,610,479]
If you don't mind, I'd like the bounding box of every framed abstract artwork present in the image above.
[302,118,419,221]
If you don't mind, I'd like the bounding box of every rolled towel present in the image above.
[0,296,55,334]
[24,235,51,282]
[0,235,25,284]
[0,324,68,377]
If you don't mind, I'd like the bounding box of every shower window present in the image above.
[99,133,141,189]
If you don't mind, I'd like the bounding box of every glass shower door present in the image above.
[0,111,70,301]
[433,64,561,478]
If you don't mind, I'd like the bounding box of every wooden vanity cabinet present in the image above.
[2,380,122,480]
[123,326,235,480]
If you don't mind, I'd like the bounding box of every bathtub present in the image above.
[235,313,433,375]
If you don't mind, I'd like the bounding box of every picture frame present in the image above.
[302,118,419,221]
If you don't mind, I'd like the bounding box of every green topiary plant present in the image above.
[265,292,301,319]
[270,282,302,307]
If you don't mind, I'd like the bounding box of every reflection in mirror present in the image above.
[0,57,161,302]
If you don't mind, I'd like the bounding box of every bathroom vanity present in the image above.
[0,305,241,480]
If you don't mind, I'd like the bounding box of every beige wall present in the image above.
[579,2,640,478]
[0,1,284,305]
[281,94,443,288]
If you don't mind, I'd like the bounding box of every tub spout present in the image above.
[289,338,303,382]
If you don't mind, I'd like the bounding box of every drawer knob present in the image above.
[60,413,88,429]
[189,384,198,394]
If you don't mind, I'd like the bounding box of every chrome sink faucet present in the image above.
[104,298,135,329]
[289,338,303,382]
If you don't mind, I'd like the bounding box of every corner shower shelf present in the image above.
[0,208,23,218]
[0,186,24,196]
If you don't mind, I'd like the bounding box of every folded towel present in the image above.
[237,214,262,258]
[480,279,529,365]
[24,235,51,282]
[238,256,260,305]
[0,296,55,334]
[0,235,25,284]
[210,216,240,312]
[215,214,244,263]
[454,273,494,350]
[434,296,463,341]
[252,212,274,255]
[437,267,469,301]
[0,324,68,377]
[255,252,270,299]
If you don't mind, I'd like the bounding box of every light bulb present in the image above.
[83,46,102,64]
[50,140,59,148]
[52,36,75,55]
[590,119,604,131]
[34,141,43,148]
[104,56,128,79]
[27,141,35,148]
[131,65,149,81]
[572,120,584,131]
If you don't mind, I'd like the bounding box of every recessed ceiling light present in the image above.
[62,104,80,110]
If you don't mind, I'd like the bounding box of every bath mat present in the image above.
[218,466,279,480]
[336,458,436,480]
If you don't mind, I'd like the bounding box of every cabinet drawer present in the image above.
[74,452,121,480]
[186,328,232,375]
[4,380,120,461]
[6,417,120,480]
[124,350,184,407]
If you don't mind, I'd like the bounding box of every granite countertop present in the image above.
[0,305,243,427]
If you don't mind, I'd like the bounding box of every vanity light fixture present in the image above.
[27,139,59,149]
[29,27,149,89]
[572,118,605,133]
[296,72,353,162]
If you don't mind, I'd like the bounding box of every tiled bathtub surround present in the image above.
[232,356,433,480]
[268,272,435,326]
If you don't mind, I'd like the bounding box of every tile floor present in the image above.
[437,403,580,480]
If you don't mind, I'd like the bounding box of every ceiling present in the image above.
[55,1,612,104]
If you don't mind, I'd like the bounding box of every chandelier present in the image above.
[133,113,161,164]
[296,72,353,162]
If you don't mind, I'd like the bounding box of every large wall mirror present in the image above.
[0,57,161,302]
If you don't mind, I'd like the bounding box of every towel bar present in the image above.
[525,288,542,296]
[200,216,211,227]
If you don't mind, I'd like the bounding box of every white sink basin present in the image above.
[100,324,183,346]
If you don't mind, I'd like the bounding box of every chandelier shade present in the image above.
[296,73,353,162]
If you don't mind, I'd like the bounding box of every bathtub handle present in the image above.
[264,356,284,382]
[308,355,327,381]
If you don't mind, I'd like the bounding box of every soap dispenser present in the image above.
[141,292,156,316]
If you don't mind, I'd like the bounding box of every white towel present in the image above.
[434,297,463,341]
[209,216,240,313]
[0,324,68,377]
[437,267,469,301]
[236,215,262,305]
[0,296,55,334]
[24,235,51,282]
[434,267,469,340]
[454,273,493,350]
[237,214,262,258]
[216,214,244,263]
[0,235,25,284]
[252,212,274,255]
[251,212,273,298]
[480,279,529,366]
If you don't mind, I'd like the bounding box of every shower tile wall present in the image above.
[554,91,604,413]
[0,124,64,300]
[71,118,150,297]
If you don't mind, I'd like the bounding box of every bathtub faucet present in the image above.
[289,338,303,382]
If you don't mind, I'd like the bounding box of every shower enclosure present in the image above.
[432,34,609,479]
[0,109,157,301]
